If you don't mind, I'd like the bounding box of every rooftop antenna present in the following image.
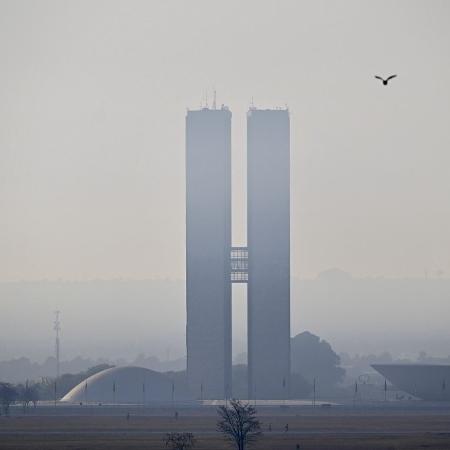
[53,310,61,379]
[213,89,217,110]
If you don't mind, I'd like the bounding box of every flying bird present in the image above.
[375,75,397,85]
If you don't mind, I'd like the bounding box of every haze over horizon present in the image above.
[2,0,450,283]
[2,274,450,364]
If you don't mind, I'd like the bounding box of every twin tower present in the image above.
[186,105,290,400]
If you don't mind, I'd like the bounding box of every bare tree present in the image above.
[164,432,196,450]
[217,399,261,450]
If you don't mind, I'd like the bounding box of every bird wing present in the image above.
[386,74,397,81]
[374,76,383,81]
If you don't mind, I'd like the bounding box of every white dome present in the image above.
[61,366,175,404]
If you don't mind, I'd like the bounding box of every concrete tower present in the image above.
[247,108,291,399]
[185,106,232,399]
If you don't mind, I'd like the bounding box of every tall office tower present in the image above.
[247,108,291,399]
[185,106,232,399]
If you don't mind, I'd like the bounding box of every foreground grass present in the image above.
[1,410,450,449]
[2,433,450,450]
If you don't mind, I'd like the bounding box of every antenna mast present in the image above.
[54,311,61,378]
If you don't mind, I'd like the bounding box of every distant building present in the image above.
[61,366,191,404]
[185,105,290,400]
[372,364,450,401]
[247,109,291,399]
[185,107,232,399]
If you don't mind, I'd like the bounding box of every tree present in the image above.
[217,399,261,450]
[0,383,18,416]
[291,331,345,390]
[164,432,196,450]
[290,372,313,398]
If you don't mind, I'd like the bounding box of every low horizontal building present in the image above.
[372,364,450,401]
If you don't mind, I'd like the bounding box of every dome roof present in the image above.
[61,366,175,404]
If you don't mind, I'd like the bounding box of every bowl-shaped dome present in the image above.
[61,366,175,404]
[372,364,450,401]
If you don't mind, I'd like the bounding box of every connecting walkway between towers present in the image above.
[231,247,248,283]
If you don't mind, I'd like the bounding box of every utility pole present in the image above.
[53,311,61,379]
[54,380,57,408]
[142,381,146,407]
[172,381,175,412]
[313,377,316,408]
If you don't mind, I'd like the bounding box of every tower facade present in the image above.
[185,105,290,400]
[185,107,232,399]
[247,108,290,399]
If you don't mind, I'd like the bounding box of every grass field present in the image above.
[1,404,450,449]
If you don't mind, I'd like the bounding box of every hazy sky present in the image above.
[1,0,450,281]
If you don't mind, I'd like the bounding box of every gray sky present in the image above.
[1,0,450,282]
